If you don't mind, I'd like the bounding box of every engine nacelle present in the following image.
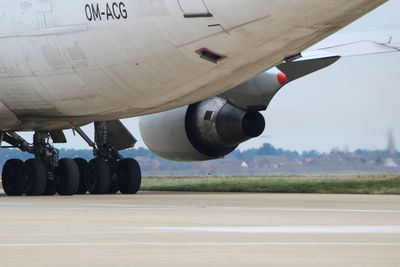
[139,97,265,161]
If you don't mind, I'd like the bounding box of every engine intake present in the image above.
[139,97,265,161]
[186,98,265,158]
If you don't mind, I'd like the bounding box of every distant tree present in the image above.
[258,143,279,156]
[375,155,384,165]
[0,141,398,173]
[302,150,320,158]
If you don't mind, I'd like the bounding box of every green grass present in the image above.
[2,175,399,195]
[141,175,400,195]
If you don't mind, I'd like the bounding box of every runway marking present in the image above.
[114,226,400,234]
[3,225,400,238]
[53,204,400,213]
[0,202,35,206]
[1,202,400,213]
[0,242,400,248]
[211,207,400,213]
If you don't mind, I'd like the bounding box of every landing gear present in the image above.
[20,158,47,196]
[55,158,79,195]
[1,131,79,196]
[86,158,110,194]
[0,120,142,196]
[118,158,141,194]
[74,158,88,194]
[2,159,24,196]
[43,180,56,196]
[76,121,141,195]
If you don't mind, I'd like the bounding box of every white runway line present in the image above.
[0,202,35,206]
[211,207,400,213]
[3,225,400,238]
[114,226,400,234]
[59,204,400,213]
[1,202,400,213]
[1,242,400,248]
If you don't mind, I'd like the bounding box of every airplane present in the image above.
[0,0,397,196]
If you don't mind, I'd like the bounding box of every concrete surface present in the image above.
[0,191,399,266]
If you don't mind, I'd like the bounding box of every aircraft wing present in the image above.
[306,31,400,58]
[223,30,400,110]
[277,31,400,83]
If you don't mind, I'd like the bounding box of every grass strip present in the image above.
[141,177,400,194]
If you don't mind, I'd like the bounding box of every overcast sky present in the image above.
[54,0,400,153]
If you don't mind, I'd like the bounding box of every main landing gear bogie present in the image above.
[2,157,141,196]
[85,157,142,195]
[1,122,142,196]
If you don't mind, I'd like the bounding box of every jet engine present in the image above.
[139,97,265,161]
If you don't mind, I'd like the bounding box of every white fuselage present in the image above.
[0,0,387,130]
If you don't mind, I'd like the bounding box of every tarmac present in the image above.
[0,191,399,266]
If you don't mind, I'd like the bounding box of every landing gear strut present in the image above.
[1,120,141,196]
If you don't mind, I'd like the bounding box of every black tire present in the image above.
[2,159,23,196]
[86,158,110,194]
[56,158,79,196]
[108,181,119,194]
[20,159,47,196]
[117,158,141,194]
[43,180,56,195]
[74,158,88,194]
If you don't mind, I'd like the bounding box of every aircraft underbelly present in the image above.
[0,0,387,130]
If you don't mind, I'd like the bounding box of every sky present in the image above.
[45,0,400,153]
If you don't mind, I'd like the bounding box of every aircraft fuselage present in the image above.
[0,0,387,130]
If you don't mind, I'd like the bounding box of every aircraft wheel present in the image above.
[117,158,141,194]
[20,159,47,196]
[86,158,110,194]
[2,159,24,196]
[56,158,79,195]
[74,158,88,194]
[43,180,56,195]
[108,182,119,194]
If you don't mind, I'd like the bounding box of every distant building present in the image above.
[240,161,249,168]
[384,158,398,168]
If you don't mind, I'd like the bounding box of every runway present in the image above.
[0,191,399,266]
